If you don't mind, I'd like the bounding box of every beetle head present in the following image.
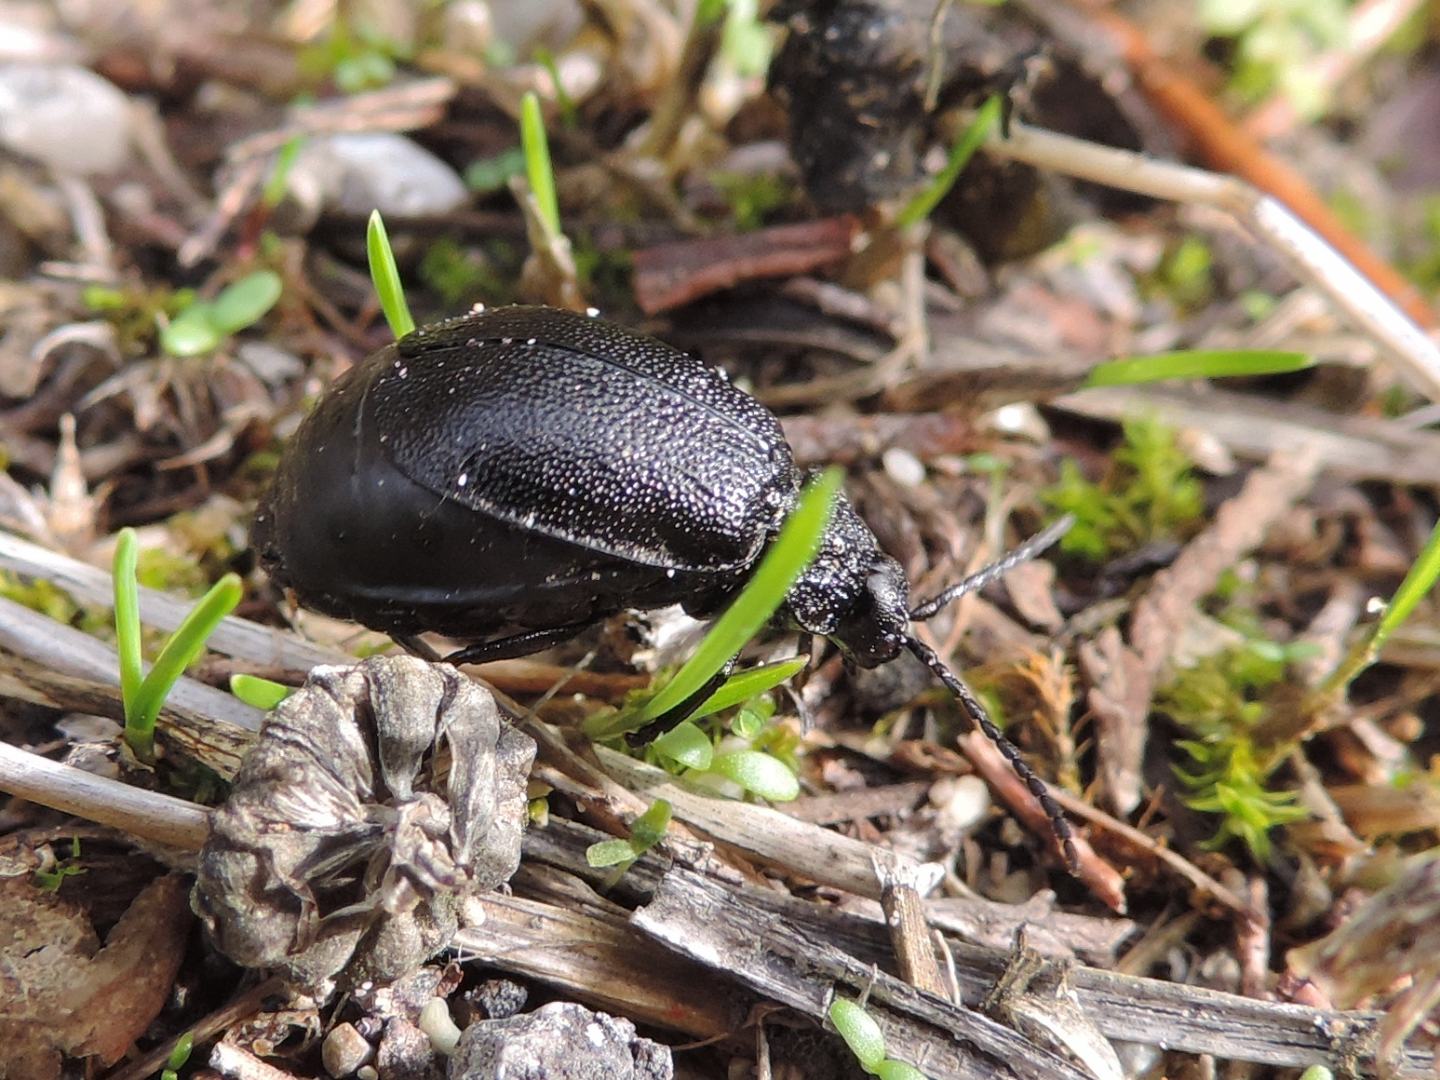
[832,558,910,667]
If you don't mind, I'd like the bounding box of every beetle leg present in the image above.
[624,653,740,748]
[392,633,442,661]
[441,622,594,667]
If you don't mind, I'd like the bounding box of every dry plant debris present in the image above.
[0,0,1437,1077]
[194,656,534,992]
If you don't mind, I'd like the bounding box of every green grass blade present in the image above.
[520,91,561,236]
[112,528,143,724]
[897,94,1001,228]
[367,209,415,338]
[1084,350,1313,387]
[638,469,842,724]
[1372,516,1440,655]
[687,655,808,722]
[127,574,243,757]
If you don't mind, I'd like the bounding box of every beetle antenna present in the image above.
[905,635,1078,871]
[909,514,1074,622]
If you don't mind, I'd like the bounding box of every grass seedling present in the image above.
[585,798,672,878]
[367,210,415,338]
[532,47,578,128]
[1318,515,1440,697]
[586,468,841,741]
[112,528,243,761]
[159,270,282,358]
[1084,349,1312,387]
[520,91,561,238]
[896,93,1002,228]
[262,135,305,209]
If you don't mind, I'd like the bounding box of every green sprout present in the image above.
[113,528,243,761]
[262,135,305,209]
[464,147,527,195]
[229,673,292,711]
[829,996,927,1079]
[298,18,410,94]
[583,472,839,803]
[598,468,841,735]
[1319,513,1440,696]
[896,93,1002,228]
[1041,415,1204,560]
[159,271,282,358]
[161,1030,195,1080]
[532,47,578,128]
[1159,637,1316,861]
[1084,349,1312,388]
[520,91,561,238]
[367,209,415,338]
[34,836,85,891]
[585,798,672,875]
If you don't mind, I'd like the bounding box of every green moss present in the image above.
[1042,416,1204,560]
[1158,638,1317,861]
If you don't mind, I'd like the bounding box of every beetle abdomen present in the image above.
[371,307,798,571]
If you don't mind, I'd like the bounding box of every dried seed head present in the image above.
[193,655,535,992]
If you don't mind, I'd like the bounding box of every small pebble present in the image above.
[322,1022,374,1078]
[0,62,132,173]
[881,446,925,488]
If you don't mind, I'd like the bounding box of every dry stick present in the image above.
[1058,0,1436,332]
[0,739,210,851]
[972,118,1440,403]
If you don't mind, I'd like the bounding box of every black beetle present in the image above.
[254,305,1075,865]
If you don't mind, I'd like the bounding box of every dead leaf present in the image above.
[0,873,191,1079]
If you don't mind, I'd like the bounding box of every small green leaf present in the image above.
[630,798,672,848]
[585,839,637,867]
[897,94,1001,228]
[639,470,841,726]
[651,721,714,770]
[1084,349,1312,387]
[829,997,885,1070]
[688,655,808,721]
[874,1061,927,1080]
[208,271,283,335]
[709,750,799,802]
[520,91,560,236]
[112,528,143,724]
[464,146,527,194]
[160,305,223,357]
[167,1031,195,1071]
[229,673,291,710]
[367,209,415,339]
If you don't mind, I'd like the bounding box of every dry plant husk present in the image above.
[192,655,535,992]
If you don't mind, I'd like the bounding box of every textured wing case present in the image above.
[370,307,799,571]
